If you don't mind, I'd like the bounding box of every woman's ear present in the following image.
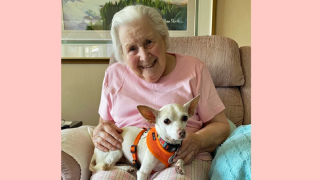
[161,34,166,41]
[161,35,169,50]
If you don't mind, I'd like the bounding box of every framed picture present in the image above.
[61,0,216,62]
[61,0,196,41]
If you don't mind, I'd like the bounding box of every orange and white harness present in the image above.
[130,127,181,171]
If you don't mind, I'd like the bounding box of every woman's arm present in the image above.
[196,111,230,152]
[173,111,230,164]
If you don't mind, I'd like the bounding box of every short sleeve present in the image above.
[195,64,225,123]
[98,70,114,121]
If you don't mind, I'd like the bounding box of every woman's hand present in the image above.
[92,118,123,152]
[173,133,202,165]
[173,111,229,164]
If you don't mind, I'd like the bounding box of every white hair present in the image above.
[110,5,170,64]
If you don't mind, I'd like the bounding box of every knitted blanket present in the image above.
[209,124,251,180]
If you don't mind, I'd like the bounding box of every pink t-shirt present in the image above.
[98,53,225,160]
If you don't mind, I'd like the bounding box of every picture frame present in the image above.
[61,0,196,41]
[61,0,216,63]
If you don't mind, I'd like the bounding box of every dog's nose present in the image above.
[178,130,186,138]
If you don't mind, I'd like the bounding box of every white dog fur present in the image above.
[88,95,200,180]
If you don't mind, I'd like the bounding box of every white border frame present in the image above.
[197,0,214,36]
[61,0,196,41]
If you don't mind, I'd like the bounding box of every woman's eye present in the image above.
[145,40,153,47]
[129,47,135,51]
[164,118,171,125]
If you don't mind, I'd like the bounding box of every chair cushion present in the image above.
[216,87,244,126]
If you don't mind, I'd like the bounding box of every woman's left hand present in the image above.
[173,133,202,165]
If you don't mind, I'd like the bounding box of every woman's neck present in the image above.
[162,53,177,77]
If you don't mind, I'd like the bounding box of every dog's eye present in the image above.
[164,118,171,125]
[182,115,188,122]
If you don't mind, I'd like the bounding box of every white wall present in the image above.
[61,64,108,126]
[198,0,214,36]
[215,0,251,47]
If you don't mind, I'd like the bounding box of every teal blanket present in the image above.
[209,125,251,180]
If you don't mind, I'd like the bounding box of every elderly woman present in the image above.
[92,4,230,180]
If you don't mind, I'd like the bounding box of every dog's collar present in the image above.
[147,127,181,168]
[156,133,182,152]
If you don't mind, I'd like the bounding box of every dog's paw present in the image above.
[175,159,185,174]
[102,164,109,171]
[89,160,96,172]
[175,165,185,174]
[126,167,136,173]
[115,164,137,174]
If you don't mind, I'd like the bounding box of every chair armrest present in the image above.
[61,151,81,180]
[61,126,95,180]
[239,46,251,125]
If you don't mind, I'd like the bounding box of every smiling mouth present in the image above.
[140,59,157,69]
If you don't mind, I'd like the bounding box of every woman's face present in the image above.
[118,18,170,83]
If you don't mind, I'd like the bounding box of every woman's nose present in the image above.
[138,48,149,61]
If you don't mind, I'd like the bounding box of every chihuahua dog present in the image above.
[89,95,200,180]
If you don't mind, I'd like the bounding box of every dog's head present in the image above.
[137,95,200,144]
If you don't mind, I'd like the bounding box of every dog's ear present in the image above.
[137,105,158,124]
[184,94,200,117]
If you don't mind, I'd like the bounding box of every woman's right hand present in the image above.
[92,117,123,152]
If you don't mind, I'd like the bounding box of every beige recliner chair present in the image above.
[61,35,251,180]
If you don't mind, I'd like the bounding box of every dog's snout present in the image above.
[178,130,186,138]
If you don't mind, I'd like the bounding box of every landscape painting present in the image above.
[62,0,189,31]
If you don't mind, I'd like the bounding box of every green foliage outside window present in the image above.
[86,0,187,31]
